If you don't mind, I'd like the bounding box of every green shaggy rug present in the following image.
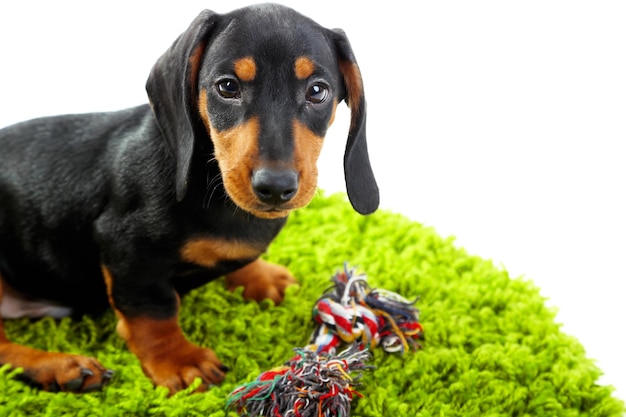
[1,193,624,417]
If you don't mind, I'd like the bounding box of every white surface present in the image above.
[1,1,624,404]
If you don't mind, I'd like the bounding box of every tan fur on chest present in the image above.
[180,238,266,268]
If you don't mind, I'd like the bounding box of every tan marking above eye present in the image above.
[234,57,257,82]
[295,56,315,79]
[180,238,265,268]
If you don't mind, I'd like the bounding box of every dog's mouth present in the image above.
[251,205,293,219]
[222,184,296,220]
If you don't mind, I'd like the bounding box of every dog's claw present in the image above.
[82,369,114,392]
[62,368,94,391]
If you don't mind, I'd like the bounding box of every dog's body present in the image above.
[0,4,378,394]
[0,106,286,315]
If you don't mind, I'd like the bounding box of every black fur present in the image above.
[0,4,377,321]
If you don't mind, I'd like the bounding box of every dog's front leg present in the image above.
[101,267,227,395]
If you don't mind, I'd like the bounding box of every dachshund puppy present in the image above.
[0,3,378,394]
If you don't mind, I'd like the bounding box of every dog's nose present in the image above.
[252,168,298,205]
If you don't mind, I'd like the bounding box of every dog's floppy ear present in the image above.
[146,10,218,202]
[331,29,379,215]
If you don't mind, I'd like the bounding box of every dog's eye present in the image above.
[216,79,241,99]
[306,83,329,104]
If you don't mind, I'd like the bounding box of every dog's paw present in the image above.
[141,343,228,395]
[115,315,228,395]
[1,344,113,392]
[225,259,298,304]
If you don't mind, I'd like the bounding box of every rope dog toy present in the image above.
[226,264,424,417]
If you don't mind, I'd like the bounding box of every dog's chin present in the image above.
[225,192,292,219]
[247,206,292,220]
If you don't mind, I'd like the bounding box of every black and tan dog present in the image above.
[0,4,378,394]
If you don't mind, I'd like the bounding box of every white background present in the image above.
[1,1,624,404]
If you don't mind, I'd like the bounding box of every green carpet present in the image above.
[1,193,624,417]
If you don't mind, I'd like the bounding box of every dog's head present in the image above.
[147,4,378,218]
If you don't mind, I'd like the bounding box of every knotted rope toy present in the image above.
[226,264,424,417]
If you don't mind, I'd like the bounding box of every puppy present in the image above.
[0,3,378,394]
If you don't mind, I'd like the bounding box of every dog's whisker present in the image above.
[203,171,227,209]
[200,156,223,209]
